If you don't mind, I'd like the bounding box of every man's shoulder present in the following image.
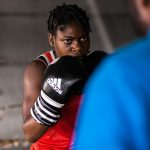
[95,37,148,77]
[114,36,148,58]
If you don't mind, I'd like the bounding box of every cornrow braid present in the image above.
[47,3,91,35]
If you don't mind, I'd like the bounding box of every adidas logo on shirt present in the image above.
[47,78,63,94]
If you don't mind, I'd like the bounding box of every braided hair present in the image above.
[144,0,150,5]
[47,3,91,35]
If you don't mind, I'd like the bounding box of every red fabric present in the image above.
[44,51,53,62]
[30,95,83,150]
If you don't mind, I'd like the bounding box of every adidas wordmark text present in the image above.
[47,78,63,94]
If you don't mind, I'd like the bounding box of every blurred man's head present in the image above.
[129,0,150,34]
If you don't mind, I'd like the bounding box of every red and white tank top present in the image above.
[36,50,56,67]
[30,50,83,150]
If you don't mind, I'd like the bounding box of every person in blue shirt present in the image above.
[73,0,150,150]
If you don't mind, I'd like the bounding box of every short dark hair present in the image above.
[144,0,150,5]
[47,3,91,35]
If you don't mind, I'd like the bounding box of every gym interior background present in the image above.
[0,0,140,149]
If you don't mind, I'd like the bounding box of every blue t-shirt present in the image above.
[73,31,150,150]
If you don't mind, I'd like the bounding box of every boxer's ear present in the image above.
[48,33,54,46]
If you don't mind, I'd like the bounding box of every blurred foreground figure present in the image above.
[73,0,150,149]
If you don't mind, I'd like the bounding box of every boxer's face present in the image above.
[48,21,90,58]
